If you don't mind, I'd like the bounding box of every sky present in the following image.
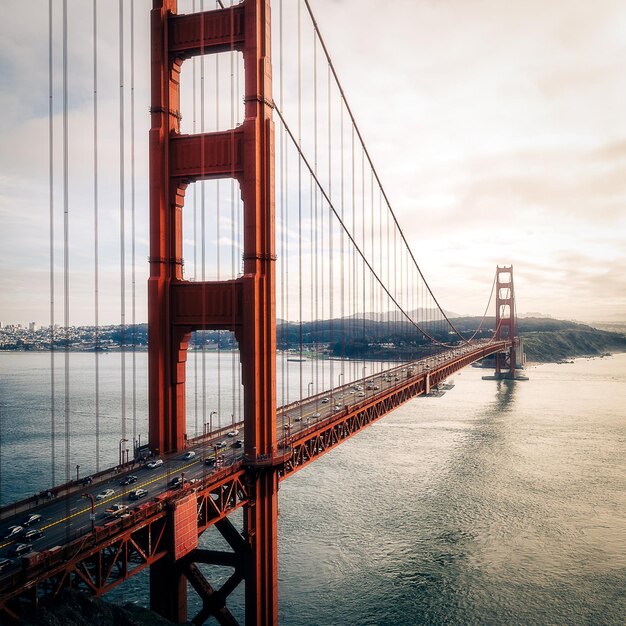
[0,0,625,326]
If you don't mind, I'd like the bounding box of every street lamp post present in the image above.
[209,411,217,434]
[76,465,80,482]
[362,365,367,380]
[307,381,313,397]
[119,438,128,467]
[338,372,344,388]
[82,493,95,531]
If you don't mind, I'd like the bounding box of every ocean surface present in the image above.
[0,351,624,625]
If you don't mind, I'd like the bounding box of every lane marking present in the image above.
[38,460,200,532]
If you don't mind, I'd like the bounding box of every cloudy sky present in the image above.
[0,0,625,326]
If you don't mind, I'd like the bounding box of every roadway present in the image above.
[0,340,492,580]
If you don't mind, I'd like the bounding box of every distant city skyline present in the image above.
[1,0,624,326]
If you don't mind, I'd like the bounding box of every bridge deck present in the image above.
[0,340,511,617]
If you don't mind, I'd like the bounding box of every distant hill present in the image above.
[3,316,624,365]
[448,316,626,363]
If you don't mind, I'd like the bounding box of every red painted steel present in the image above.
[172,493,199,560]
[148,0,277,622]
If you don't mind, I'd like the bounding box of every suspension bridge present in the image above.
[0,1,521,623]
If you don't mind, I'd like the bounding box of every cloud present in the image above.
[1,0,625,325]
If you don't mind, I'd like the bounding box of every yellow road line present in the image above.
[33,460,200,533]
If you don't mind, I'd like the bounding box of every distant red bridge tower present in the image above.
[494,265,518,379]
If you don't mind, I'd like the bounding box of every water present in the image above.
[0,351,624,624]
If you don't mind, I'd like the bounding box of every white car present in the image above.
[146,459,164,469]
[227,429,240,437]
[182,450,196,460]
[95,489,115,500]
[105,503,128,517]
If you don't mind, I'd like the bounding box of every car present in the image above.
[233,439,243,448]
[3,526,23,540]
[80,476,93,486]
[357,392,365,397]
[146,459,163,469]
[119,475,138,486]
[312,412,321,418]
[217,441,228,449]
[104,504,128,517]
[21,514,42,527]
[182,450,196,460]
[0,558,12,573]
[294,416,302,422]
[227,429,239,437]
[321,398,329,404]
[23,529,43,541]
[95,489,115,500]
[283,424,291,430]
[373,385,380,390]
[168,477,184,488]
[204,457,216,466]
[128,488,148,500]
[7,543,32,558]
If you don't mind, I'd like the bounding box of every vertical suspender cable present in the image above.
[118,0,127,457]
[192,0,198,438]
[130,0,137,450]
[200,0,207,433]
[297,0,303,411]
[328,64,333,395]
[279,0,285,408]
[93,0,100,472]
[49,0,56,486]
[215,32,221,428]
[339,101,345,376]
[312,31,318,394]
[230,0,242,422]
[62,0,70,485]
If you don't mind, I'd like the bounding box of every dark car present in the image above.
[21,514,42,527]
[128,488,148,501]
[7,543,32,558]
[205,457,216,466]
[120,475,138,486]
[23,529,43,541]
[80,476,93,486]
[167,476,189,489]
[0,558,12,573]
[233,439,243,449]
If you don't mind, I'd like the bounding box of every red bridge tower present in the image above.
[148,0,278,623]
[494,265,518,379]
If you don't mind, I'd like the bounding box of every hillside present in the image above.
[449,316,626,363]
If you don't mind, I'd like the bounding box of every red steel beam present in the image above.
[168,4,246,58]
